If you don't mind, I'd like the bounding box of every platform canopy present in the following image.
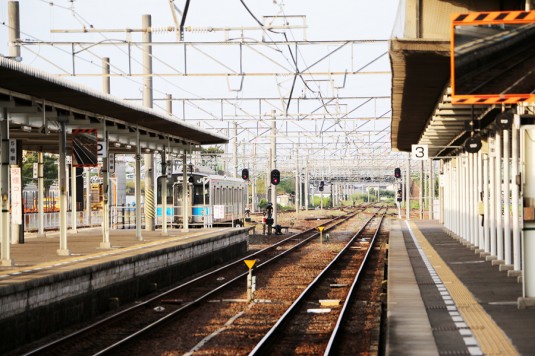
[0,57,228,155]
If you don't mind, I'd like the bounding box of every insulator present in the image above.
[185,26,214,33]
[150,26,177,33]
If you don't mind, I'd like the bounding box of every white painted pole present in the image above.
[406,155,410,220]
[495,130,504,261]
[71,165,77,233]
[512,115,521,271]
[483,154,490,254]
[429,158,434,220]
[57,120,70,256]
[101,57,111,248]
[503,128,511,266]
[419,160,423,219]
[233,122,238,178]
[521,126,535,299]
[477,151,483,248]
[468,153,474,245]
[182,153,189,232]
[489,137,497,257]
[142,14,155,232]
[37,151,45,237]
[85,166,91,227]
[135,129,142,240]
[271,111,277,226]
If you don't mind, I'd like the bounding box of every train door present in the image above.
[173,181,193,224]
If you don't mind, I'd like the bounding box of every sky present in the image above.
[0,0,404,177]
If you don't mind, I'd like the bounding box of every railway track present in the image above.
[250,207,387,355]
[22,208,367,355]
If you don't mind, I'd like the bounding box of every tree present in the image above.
[21,152,58,193]
[201,146,224,174]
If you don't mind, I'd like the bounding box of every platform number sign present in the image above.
[411,144,428,160]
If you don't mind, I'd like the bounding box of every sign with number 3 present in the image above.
[411,144,428,160]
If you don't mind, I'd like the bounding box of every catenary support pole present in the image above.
[271,111,277,226]
[101,57,111,248]
[142,14,155,232]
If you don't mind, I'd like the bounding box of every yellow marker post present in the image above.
[244,259,256,269]
[318,226,324,244]
[244,259,256,302]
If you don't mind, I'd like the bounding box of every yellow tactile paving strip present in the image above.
[409,221,519,356]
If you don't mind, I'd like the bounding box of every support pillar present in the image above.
[483,153,490,254]
[37,150,46,237]
[1,109,12,265]
[135,129,142,240]
[520,125,535,306]
[495,130,504,263]
[182,152,189,232]
[85,166,91,227]
[405,155,410,220]
[503,128,512,268]
[489,137,497,258]
[71,164,77,233]
[57,119,70,256]
[512,115,521,273]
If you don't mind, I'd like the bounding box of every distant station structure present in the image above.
[0,48,228,266]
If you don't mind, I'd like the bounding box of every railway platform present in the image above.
[0,226,251,353]
[387,219,535,356]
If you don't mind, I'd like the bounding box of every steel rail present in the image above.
[248,206,386,355]
[23,208,364,356]
[324,211,386,355]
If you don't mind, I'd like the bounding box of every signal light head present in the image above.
[270,169,280,185]
[394,167,401,179]
[241,168,249,181]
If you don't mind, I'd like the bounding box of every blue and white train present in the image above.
[156,173,247,227]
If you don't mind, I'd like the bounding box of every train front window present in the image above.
[192,185,210,205]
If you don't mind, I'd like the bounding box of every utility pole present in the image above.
[252,142,256,213]
[233,121,238,178]
[271,111,277,226]
[143,14,155,231]
[101,57,111,248]
[295,144,300,214]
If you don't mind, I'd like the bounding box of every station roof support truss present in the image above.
[0,57,228,156]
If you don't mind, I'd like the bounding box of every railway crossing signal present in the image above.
[270,169,280,185]
[241,168,249,181]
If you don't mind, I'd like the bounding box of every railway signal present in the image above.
[319,180,324,191]
[394,167,401,179]
[270,169,280,185]
[241,168,249,181]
